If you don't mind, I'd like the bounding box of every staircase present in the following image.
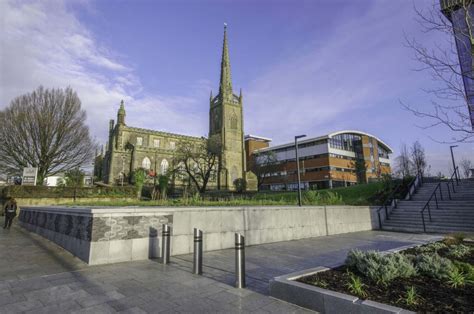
[381,179,474,234]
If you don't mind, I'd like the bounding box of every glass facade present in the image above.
[329,133,362,152]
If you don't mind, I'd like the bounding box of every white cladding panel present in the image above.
[328,147,356,158]
[273,144,329,162]
[379,157,390,164]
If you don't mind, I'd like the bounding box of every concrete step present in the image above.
[381,224,474,233]
[385,218,474,226]
[390,211,474,216]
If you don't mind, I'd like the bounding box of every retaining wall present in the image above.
[19,205,380,265]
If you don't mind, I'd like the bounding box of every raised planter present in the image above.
[270,266,413,314]
[269,244,438,314]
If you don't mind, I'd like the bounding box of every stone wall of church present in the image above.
[104,125,206,185]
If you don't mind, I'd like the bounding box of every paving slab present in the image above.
[0,217,313,313]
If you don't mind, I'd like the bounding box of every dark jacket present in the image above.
[4,201,17,217]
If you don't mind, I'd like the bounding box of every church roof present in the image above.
[123,125,204,141]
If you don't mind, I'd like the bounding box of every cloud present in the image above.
[0,0,207,146]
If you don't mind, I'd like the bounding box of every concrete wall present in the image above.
[169,206,379,255]
[19,205,379,265]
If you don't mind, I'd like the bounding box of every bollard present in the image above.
[193,228,203,275]
[235,233,246,288]
[161,224,171,264]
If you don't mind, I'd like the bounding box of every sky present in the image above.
[1,0,473,175]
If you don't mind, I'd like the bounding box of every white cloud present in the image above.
[0,0,206,145]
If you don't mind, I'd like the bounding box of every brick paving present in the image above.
[0,216,440,313]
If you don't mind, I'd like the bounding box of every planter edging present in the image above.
[269,238,443,314]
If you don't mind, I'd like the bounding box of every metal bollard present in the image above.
[193,228,203,275]
[235,233,246,288]
[161,224,171,264]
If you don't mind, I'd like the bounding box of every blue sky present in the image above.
[1,0,472,175]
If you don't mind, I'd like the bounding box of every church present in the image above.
[95,25,255,191]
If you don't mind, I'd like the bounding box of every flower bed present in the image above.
[297,235,474,312]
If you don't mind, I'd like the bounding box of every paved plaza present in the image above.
[0,217,440,313]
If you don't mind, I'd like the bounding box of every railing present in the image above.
[377,173,422,229]
[419,167,458,232]
[405,174,423,200]
[444,166,459,200]
[420,182,443,232]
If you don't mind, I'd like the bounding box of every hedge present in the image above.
[1,185,137,199]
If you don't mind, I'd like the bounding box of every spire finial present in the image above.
[219,23,232,96]
[118,99,126,125]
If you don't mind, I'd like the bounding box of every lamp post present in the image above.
[450,145,458,182]
[295,135,306,206]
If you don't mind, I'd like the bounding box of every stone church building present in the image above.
[95,26,255,190]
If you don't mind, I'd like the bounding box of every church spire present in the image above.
[219,23,232,96]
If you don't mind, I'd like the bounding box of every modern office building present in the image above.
[245,131,392,190]
[440,0,474,129]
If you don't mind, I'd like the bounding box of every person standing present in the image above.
[3,198,17,229]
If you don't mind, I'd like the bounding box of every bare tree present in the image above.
[0,86,95,184]
[173,137,220,193]
[349,158,367,184]
[460,158,473,178]
[410,140,428,177]
[403,1,474,143]
[248,151,278,190]
[394,144,414,178]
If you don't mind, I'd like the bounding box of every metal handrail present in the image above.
[420,182,445,232]
[377,173,422,229]
[444,166,459,200]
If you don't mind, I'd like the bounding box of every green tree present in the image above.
[64,168,85,187]
[133,168,146,199]
[233,178,247,193]
[158,175,169,200]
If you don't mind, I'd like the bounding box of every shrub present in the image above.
[346,271,367,298]
[415,253,455,280]
[346,250,416,285]
[452,233,466,244]
[444,233,466,245]
[303,191,343,205]
[453,261,474,282]
[447,268,467,288]
[447,244,471,259]
[399,286,421,306]
[1,185,136,199]
[233,178,247,193]
[415,242,447,254]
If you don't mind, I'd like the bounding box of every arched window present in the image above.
[161,159,169,175]
[142,157,151,170]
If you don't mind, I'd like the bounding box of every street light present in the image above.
[450,145,458,182]
[295,134,306,206]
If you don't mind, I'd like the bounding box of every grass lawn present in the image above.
[65,182,384,207]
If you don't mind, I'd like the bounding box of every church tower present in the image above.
[209,24,245,190]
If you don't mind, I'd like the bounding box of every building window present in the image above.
[169,141,176,150]
[142,157,151,170]
[153,139,160,148]
[136,137,143,146]
[161,159,169,174]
